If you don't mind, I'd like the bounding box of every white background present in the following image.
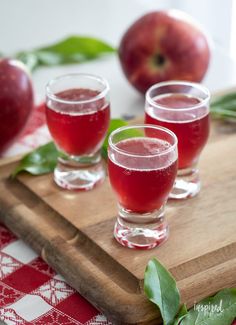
[1,0,236,117]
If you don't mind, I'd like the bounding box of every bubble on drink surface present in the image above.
[142,138,171,155]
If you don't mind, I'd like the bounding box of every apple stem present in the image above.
[154,54,166,66]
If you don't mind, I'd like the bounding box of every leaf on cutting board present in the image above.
[12,142,58,177]
[144,258,180,325]
[172,304,188,325]
[181,288,236,325]
[211,92,236,107]
[101,118,128,159]
[210,91,236,121]
[16,35,116,71]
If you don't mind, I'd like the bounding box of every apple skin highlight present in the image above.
[119,11,211,94]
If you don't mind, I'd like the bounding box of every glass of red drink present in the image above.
[108,124,178,249]
[46,73,110,190]
[145,81,210,199]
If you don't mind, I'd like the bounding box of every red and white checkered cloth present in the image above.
[1,105,112,325]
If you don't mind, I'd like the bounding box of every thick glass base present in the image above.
[54,152,105,191]
[170,167,200,199]
[114,205,169,249]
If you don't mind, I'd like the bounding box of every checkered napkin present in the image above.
[1,105,112,325]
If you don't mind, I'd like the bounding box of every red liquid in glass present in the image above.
[108,138,177,213]
[145,93,209,169]
[46,88,110,155]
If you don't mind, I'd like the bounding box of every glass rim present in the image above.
[108,124,178,158]
[145,80,211,112]
[46,73,110,104]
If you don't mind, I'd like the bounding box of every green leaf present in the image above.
[172,304,188,325]
[210,92,236,122]
[40,36,116,58]
[16,36,116,71]
[101,118,128,159]
[144,258,180,325]
[211,92,236,107]
[12,142,58,177]
[181,288,236,325]
[211,107,236,121]
[211,100,236,111]
[12,118,127,176]
[16,52,39,72]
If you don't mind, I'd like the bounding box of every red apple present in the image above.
[119,10,211,94]
[0,58,34,154]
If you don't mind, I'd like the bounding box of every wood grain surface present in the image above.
[0,116,236,324]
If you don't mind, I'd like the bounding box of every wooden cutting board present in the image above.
[0,117,236,324]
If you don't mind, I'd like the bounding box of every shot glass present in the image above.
[145,81,210,199]
[46,73,110,190]
[108,124,178,249]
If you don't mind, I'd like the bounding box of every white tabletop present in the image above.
[1,0,236,117]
